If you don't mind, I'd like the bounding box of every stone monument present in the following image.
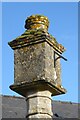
[8,14,67,119]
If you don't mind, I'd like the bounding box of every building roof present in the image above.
[2,95,79,119]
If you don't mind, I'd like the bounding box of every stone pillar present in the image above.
[8,14,67,119]
[26,90,52,118]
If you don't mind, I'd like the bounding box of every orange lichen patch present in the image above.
[8,28,65,54]
[25,15,49,30]
[58,44,66,52]
[8,14,66,54]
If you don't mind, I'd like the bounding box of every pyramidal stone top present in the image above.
[8,14,66,53]
[25,14,49,31]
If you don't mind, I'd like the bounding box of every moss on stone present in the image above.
[9,27,65,53]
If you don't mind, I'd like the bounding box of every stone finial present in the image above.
[24,14,49,31]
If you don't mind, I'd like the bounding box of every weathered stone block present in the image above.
[14,42,55,85]
[26,90,53,118]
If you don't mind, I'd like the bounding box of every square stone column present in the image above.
[8,14,67,119]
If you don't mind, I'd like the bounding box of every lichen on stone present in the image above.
[8,14,65,53]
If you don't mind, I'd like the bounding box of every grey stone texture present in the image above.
[26,90,53,118]
[8,15,66,95]
[8,15,67,119]
[2,95,79,119]
[14,42,55,85]
[55,54,62,87]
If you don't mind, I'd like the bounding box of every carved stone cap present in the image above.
[25,14,49,31]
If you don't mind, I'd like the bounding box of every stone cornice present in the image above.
[8,29,65,54]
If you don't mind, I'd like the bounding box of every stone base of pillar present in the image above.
[26,90,53,119]
[10,80,66,119]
